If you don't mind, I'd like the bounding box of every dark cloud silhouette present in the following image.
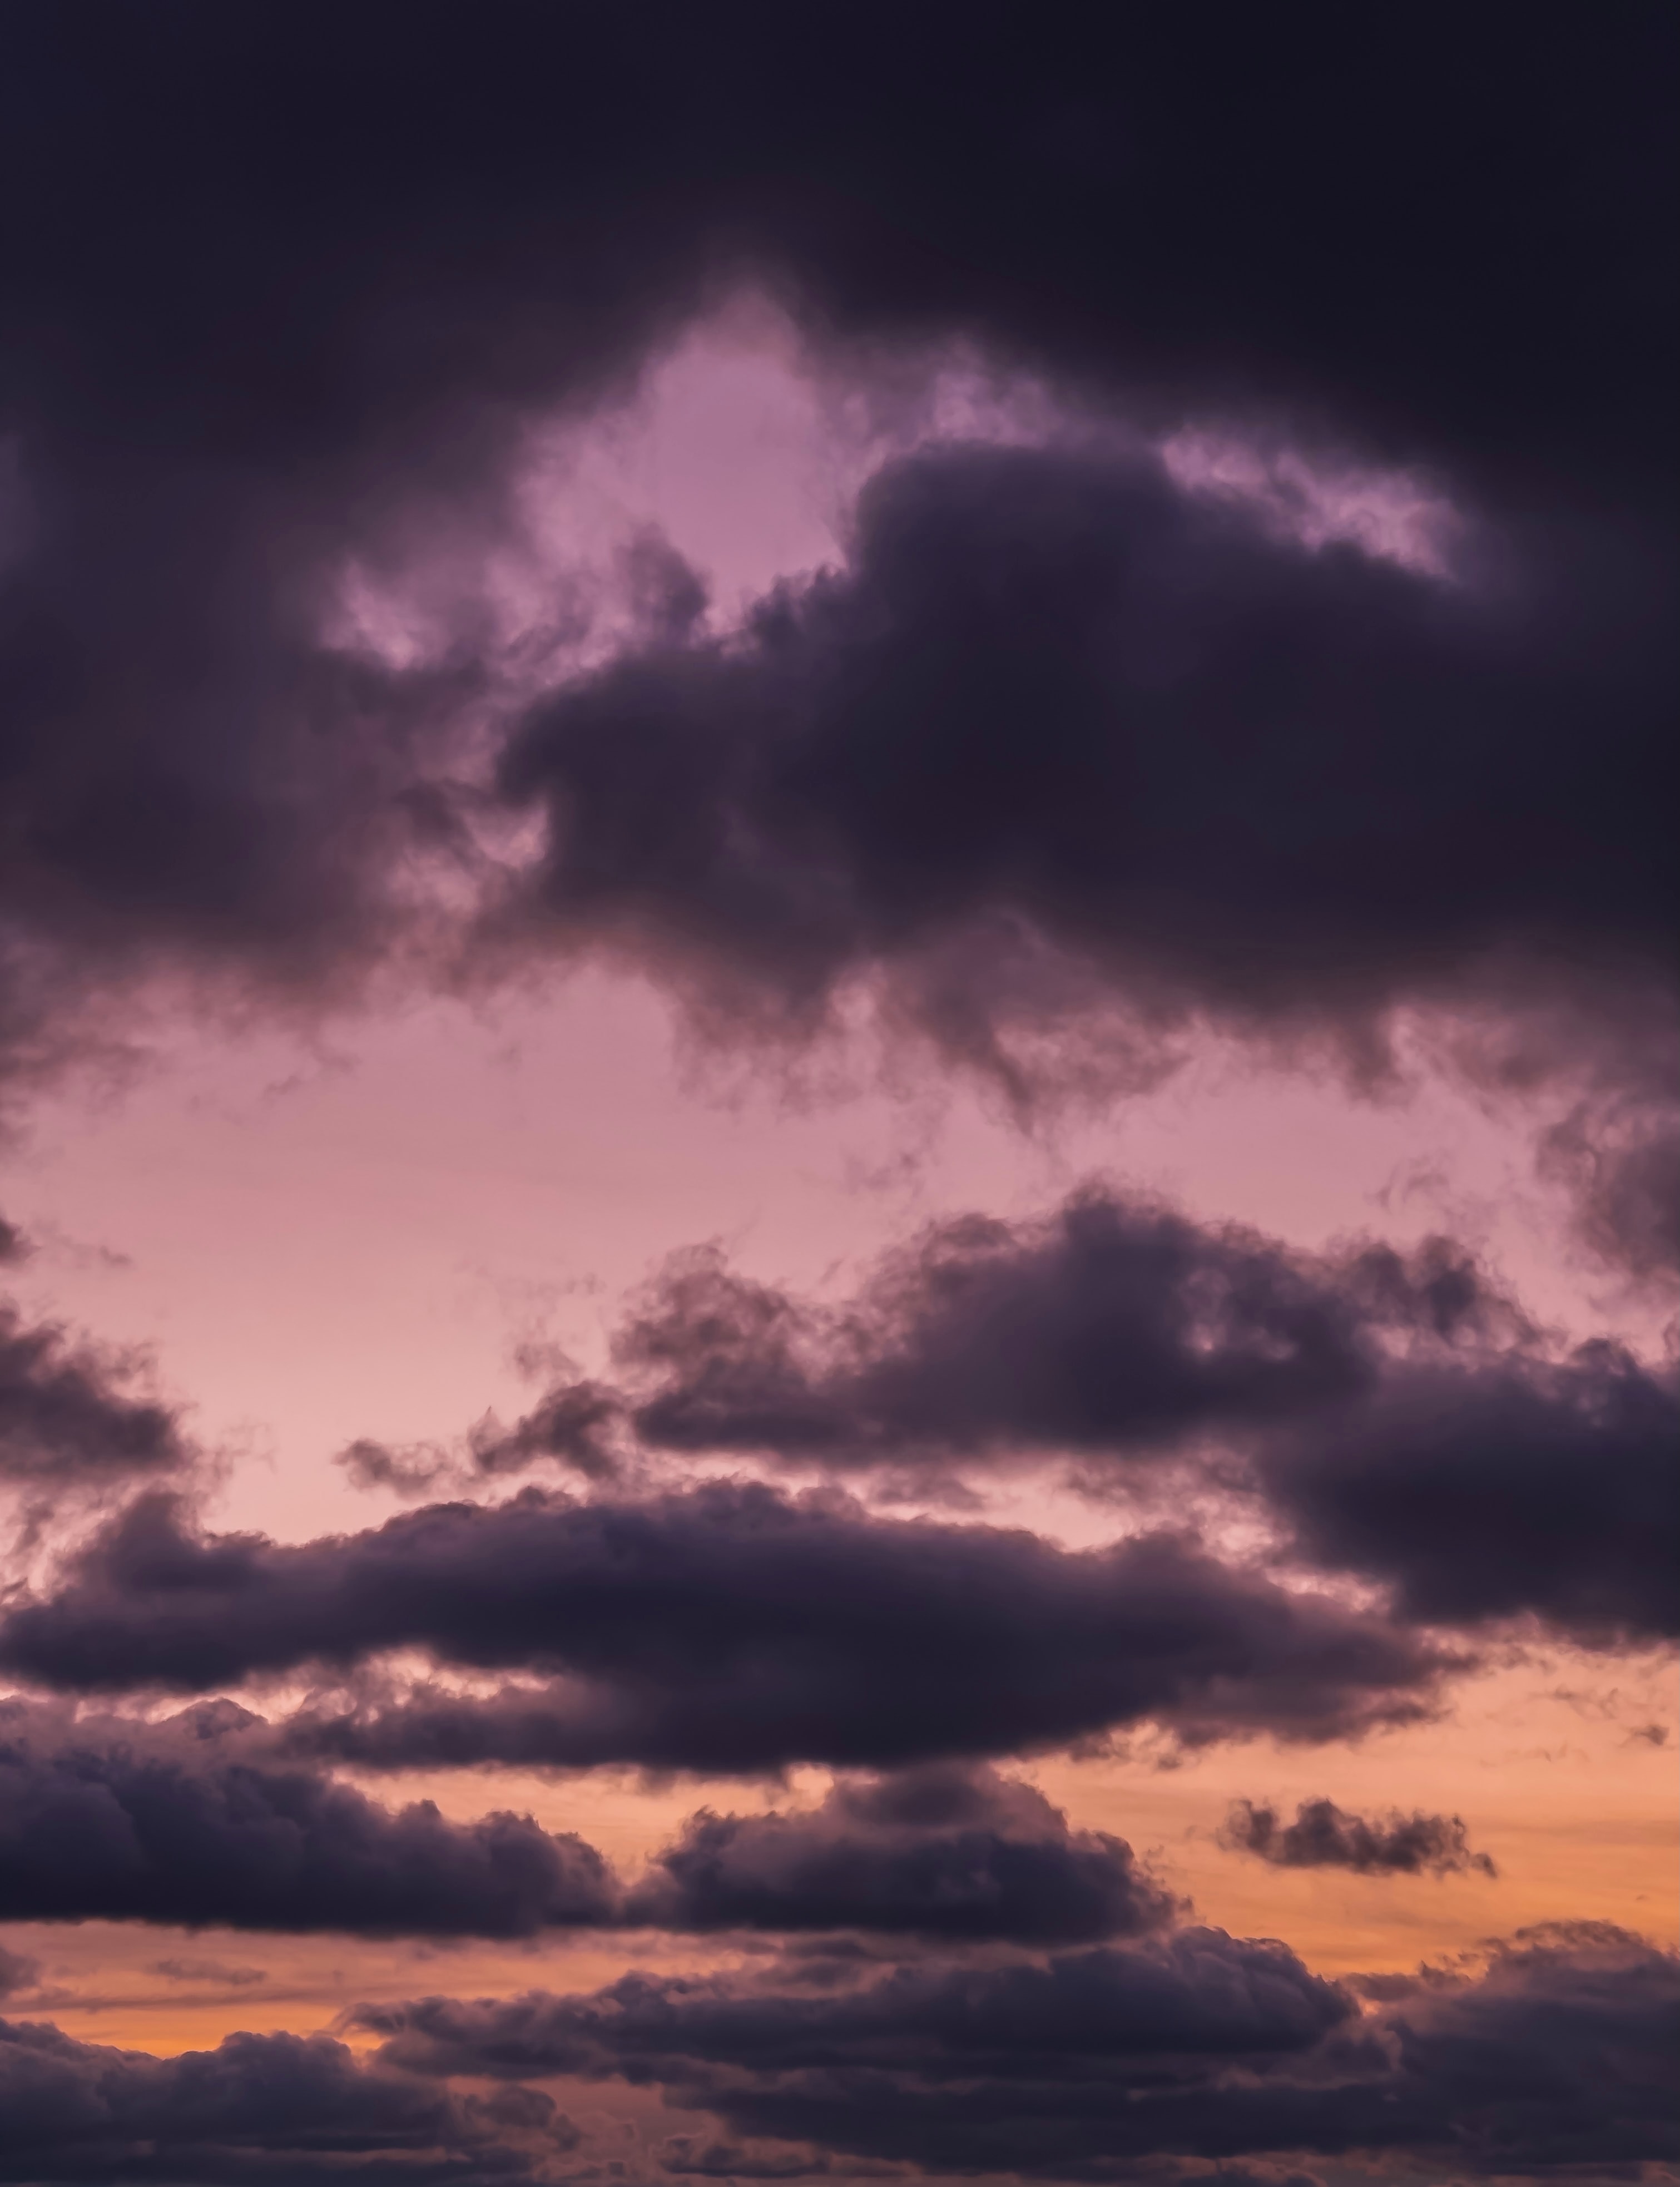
[362,1924,1680,2179]
[0,2014,574,2183]
[0,7,1671,1122]
[586,1191,1513,1463]
[0,1484,1454,1768]
[627,1763,1178,1944]
[0,1696,618,1938]
[0,1300,188,1488]
[1221,1798,1495,1878]
[1262,1346,1677,1641]
[487,1187,1678,1643]
[0,1703,1174,1946]
[494,444,1673,1097]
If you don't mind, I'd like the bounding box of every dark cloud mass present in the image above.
[628,1763,1178,1944]
[0,2015,574,2184]
[0,17,1674,2183]
[0,5,1672,1124]
[1221,1798,1496,1878]
[497,443,1673,1085]
[0,1299,188,1488]
[362,1924,1680,2178]
[0,1483,1451,1766]
[488,1187,1678,1642]
[0,1701,1167,1946]
[0,1698,617,1938]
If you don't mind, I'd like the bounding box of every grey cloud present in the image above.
[0,1703,1177,1947]
[0,1698,618,1938]
[0,2013,572,2184]
[465,1187,1678,1644]
[1220,1798,1496,1878]
[0,1483,1454,1767]
[626,1762,1180,1944]
[0,1302,189,1489]
[361,1923,1680,2179]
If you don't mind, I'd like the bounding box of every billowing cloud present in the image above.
[0,2014,575,2183]
[0,1300,189,1489]
[0,1697,617,1937]
[0,1484,1453,1767]
[626,1762,1179,1943]
[463,1187,1679,1642]
[1220,1798,1496,1878]
[0,1703,1173,1945]
[361,1924,1680,2179]
[494,444,1671,1099]
[0,16,1669,1155]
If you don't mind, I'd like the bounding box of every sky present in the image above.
[0,7,1675,2184]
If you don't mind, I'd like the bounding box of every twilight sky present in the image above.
[0,8,1675,2184]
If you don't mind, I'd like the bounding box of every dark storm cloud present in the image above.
[0,2015,573,2184]
[0,1701,1169,1946]
[1261,1346,1677,1641]
[626,1762,1178,1944]
[362,1924,1680,2180]
[586,1191,1507,1463]
[1220,1798,1495,1878]
[489,1186,1678,1643]
[0,1697,618,1938]
[8,7,1669,509]
[0,6,1672,1107]
[0,1483,1454,1767]
[0,1300,188,1488]
[495,442,1673,1084]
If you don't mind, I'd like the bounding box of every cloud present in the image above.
[0,1696,618,1937]
[493,444,1672,1101]
[0,2014,574,2183]
[1260,1346,1677,1641]
[148,1957,269,1988]
[469,1186,1678,1643]
[1220,1798,1496,1878]
[0,1702,1183,1947]
[0,1483,1454,1768]
[583,1190,1514,1465]
[0,1299,190,1489]
[626,1762,1180,1943]
[0,1945,39,2002]
[359,1924,1680,2179]
[0,12,1669,1147]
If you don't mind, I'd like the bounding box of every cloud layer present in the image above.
[0,1483,1453,1769]
[0,1704,1172,1947]
[418,1187,1679,1642]
[361,1923,1679,2179]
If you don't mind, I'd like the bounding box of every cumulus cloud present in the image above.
[0,14,1668,1157]
[0,1303,190,1492]
[0,1697,618,1938]
[451,1186,1678,1643]
[0,1483,1454,1767]
[360,1924,1679,2179]
[626,1762,1180,1944]
[1220,1798,1496,1878]
[0,1702,1179,1946]
[0,2015,576,2183]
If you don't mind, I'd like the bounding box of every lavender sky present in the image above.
[0,9,1674,2184]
